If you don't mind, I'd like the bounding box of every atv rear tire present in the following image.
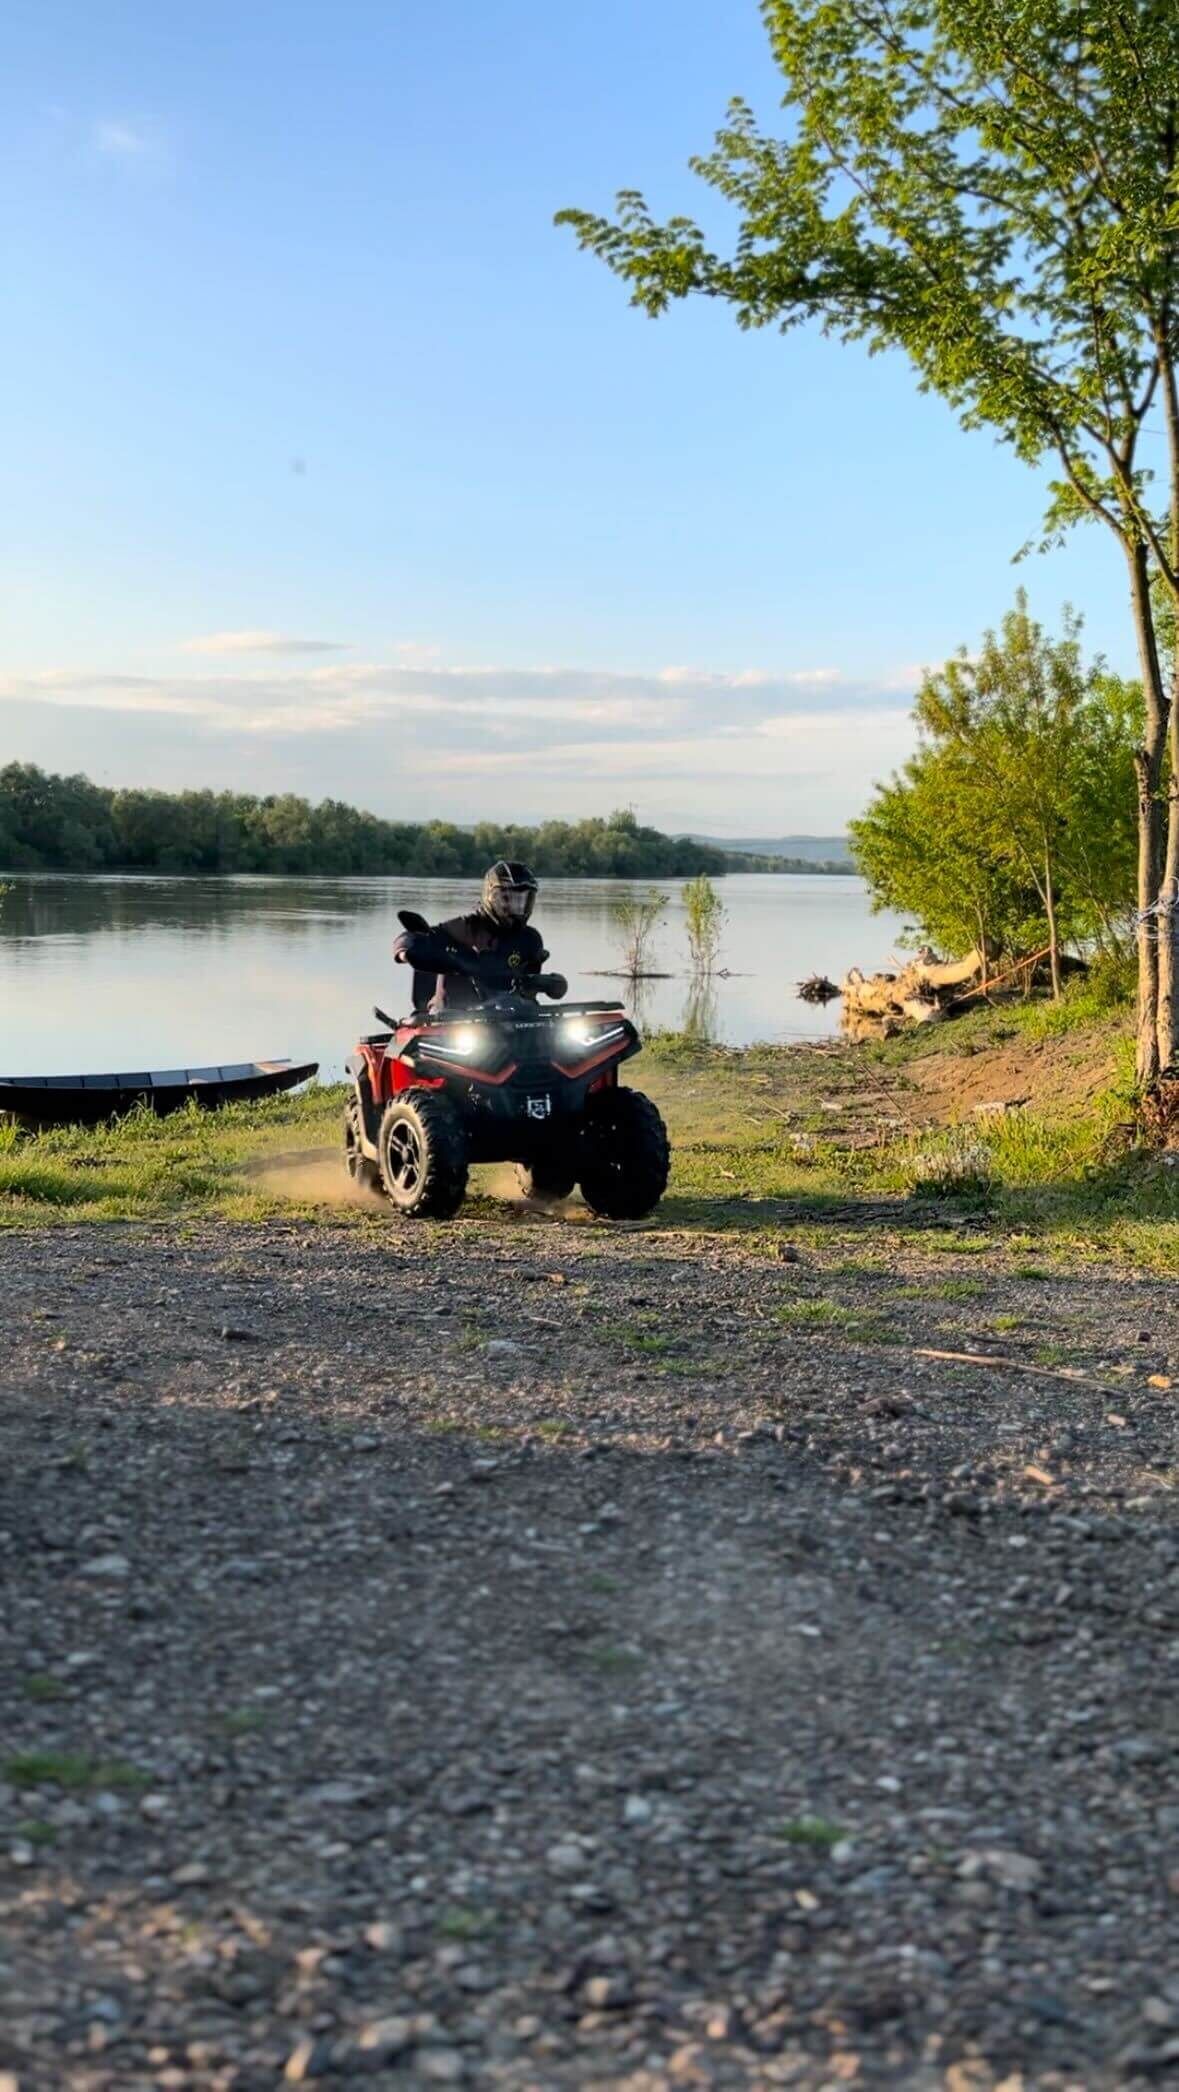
[343,1094,380,1194]
[515,1156,578,1203]
[378,1094,468,1218]
[578,1088,670,1220]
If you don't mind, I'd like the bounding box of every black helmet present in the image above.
[481,860,537,926]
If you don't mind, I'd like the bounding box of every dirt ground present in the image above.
[902,1031,1120,1127]
[2,1208,1178,2091]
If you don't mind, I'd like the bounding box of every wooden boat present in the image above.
[0,1059,318,1127]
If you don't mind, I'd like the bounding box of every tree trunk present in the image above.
[1159,671,1179,1072]
[1043,848,1061,1000]
[1126,541,1169,1085]
[974,907,990,995]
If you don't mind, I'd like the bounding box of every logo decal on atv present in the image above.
[526,1095,552,1120]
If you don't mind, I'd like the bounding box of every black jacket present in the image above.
[395,910,546,1012]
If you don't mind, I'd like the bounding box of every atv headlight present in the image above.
[423,1024,481,1061]
[560,1017,627,1053]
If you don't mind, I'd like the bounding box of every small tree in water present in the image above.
[613,892,667,976]
[682,874,726,977]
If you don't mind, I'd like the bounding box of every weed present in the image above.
[779,1816,845,1848]
[991,1314,1022,1333]
[3,1751,151,1792]
[775,1299,897,1344]
[618,1325,672,1357]
[220,1708,271,1736]
[586,1642,642,1674]
[437,1906,497,1941]
[776,1299,851,1327]
[22,1673,70,1702]
[15,1819,57,1846]
[902,1131,994,1204]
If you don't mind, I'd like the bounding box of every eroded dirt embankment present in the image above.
[2,1214,1178,2090]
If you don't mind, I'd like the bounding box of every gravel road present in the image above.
[1,1214,1178,2090]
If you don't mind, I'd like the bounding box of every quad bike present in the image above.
[343,912,670,1220]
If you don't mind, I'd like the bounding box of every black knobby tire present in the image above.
[515,1155,578,1203]
[578,1088,670,1220]
[343,1094,381,1193]
[378,1093,469,1218]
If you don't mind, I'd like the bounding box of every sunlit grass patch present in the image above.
[0,1086,343,1227]
[775,1298,898,1344]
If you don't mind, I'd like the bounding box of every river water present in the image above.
[0,873,906,1081]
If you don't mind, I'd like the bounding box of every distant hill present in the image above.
[689,833,855,872]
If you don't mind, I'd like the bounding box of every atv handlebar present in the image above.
[393,924,568,1003]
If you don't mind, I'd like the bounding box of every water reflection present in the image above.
[0,873,906,1078]
[679,978,720,1043]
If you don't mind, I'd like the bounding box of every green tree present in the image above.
[559,0,1179,1078]
[682,873,726,975]
[851,743,1038,975]
[851,600,1141,981]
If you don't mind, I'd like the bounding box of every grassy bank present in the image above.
[2,1000,1176,1268]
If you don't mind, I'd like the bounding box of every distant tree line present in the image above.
[0,766,741,879]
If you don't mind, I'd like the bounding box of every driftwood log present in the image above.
[841,947,988,1041]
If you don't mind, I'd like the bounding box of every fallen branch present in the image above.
[913,1346,1131,1396]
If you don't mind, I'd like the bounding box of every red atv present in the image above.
[343,912,671,1220]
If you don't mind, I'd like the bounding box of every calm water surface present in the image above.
[0,874,906,1080]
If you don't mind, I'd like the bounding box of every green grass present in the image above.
[0,1087,344,1228]
[437,1905,498,1940]
[2,1003,1176,1275]
[775,1298,898,1344]
[586,1641,643,1674]
[616,1322,673,1357]
[3,1751,151,1792]
[15,1818,58,1847]
[22,1673,70,1702]
[220,1708,272,1736]
[779,1815,845,1849]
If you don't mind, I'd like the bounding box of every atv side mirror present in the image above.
[397,908,430,934]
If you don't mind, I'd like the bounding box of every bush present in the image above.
[902,1130,994,1204]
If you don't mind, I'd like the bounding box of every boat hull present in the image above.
[0,1060,318,1128]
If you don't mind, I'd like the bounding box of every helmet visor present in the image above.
[499,885,534,923]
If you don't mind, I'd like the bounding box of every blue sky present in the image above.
[0,0,1134,833]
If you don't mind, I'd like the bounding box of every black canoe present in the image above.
[0,1059,319,1127]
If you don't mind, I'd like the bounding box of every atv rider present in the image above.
[392,861,567,1013]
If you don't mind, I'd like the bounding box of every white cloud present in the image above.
[0,653,920,828]
[94,120,153,158]
[183,630,348,657]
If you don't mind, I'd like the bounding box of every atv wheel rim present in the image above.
[385,1120,423,1197]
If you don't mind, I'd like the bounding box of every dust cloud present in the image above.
[247,1147,381,1206]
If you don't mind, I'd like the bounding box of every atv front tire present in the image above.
[578,1088,670,1220]
[378,1094,469,1218]
[515,1156,578,1203]
[343,1094,381,1194]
